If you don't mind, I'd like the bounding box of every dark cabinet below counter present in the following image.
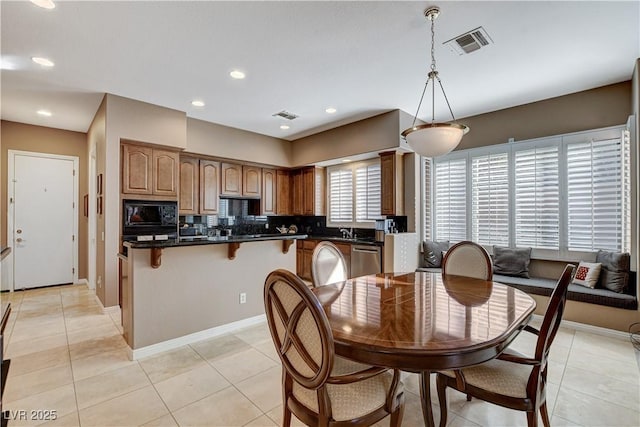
[296,239,352,282]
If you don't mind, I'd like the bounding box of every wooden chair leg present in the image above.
[540,401,551,427]
[282,404,292,427]
[466,393,472,401]
[390,394,405,427]
[526,410,538,427]
[436,375,449,427]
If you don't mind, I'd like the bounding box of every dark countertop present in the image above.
[124,233,308,249]
[306,235,383,247]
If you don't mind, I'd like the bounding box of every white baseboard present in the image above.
[92,293,120,316]
[533,314,630,340]
[75,278,89,286]
[127,314,267,360]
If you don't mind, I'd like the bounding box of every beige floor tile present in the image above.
[554,388,640,426]
[78,385,168,427]
[211,347,279,384]
[172,386,263,426]
[141,414,179,427]
[453,397,538,427]
[189,333,251,361]
[252,339,279,362]
[8,345,70,377]
[154,364,230,411]
[66,322,120,345]
[560,366,640,412]
[567,347,640,385]
[235,366,282,412]
[547,359,566,385]
[70,347,136,381]
[243,415,278,426]
[445,415,482,427]
[74,363,151,409]
[10,319,67,342]
[550,415,584,426]
[233,323,272,345]
[64,312,114,332]
[571,331,637,364]
[2,384,77,427]
[5,332,68,358]
[373,389,441,427]
[139,345,206,383]
[68,332,127,360]
[265,405,306,427]
[37,411,80,427]
[4,362,74,403]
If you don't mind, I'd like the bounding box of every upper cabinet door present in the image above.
[221,163,242,197]
[242,166,261,198]
[200,160,220,214]
[261,168,276,215]
[122,144,153,195]
[276,169,291,215]
[153,149,179,197]
[179,157,199,215]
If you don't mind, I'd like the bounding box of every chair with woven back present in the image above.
[264,269,405,427]
[435,264,576,427]
[442,240,493,280]
[311,241,349,287]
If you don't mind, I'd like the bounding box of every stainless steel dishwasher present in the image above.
[351,245,382,277]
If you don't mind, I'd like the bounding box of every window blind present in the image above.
[567,137,623,251]
[355,163,381,222]
[514,146,559,249]
[472,152,509,246]
[434,158,467,242]
[328,169,353,223]
[423,158,432,241]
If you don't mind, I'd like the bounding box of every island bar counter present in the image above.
[121,236,300,359]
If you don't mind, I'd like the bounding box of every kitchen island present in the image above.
[121,234,304,359]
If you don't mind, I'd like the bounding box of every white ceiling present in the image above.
[1,1,639,141]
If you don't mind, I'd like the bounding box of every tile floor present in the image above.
[1,284,639,427]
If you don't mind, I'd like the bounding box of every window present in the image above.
[327,159,382,227]
[426,125,629,257]
[423,157,432,241]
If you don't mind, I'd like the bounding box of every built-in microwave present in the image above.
[122,200,177,240]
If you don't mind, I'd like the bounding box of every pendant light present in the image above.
[401,6,469,157]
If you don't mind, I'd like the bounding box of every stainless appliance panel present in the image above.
[351,245,382,277]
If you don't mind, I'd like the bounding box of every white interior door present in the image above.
[10,152,77,289]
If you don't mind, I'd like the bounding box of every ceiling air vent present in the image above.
[444,26,493,55]
[272,110,299,120]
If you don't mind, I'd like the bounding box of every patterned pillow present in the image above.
[572,262,602,288]
[422,240,449,268]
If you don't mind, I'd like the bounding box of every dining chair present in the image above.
[264,269,405,427]
[435,264,575,427]
[311,241,349,287]
[442,241,493,280]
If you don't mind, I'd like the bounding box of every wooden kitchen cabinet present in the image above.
[290,167,325,216]
[179,157,199,214]
[291,169,304,215]
[221,162,242,196]
[261,168,276,215]
[296,239,351,281]
[242,166,261,198]
[200,160,220,214]
[276,169,291,215]
[380,151,404,216]
[122,142,179,199]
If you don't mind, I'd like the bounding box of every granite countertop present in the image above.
[306,235,383,247]
[124,233,308,249]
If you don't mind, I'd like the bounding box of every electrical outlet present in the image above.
[239,292,247,304]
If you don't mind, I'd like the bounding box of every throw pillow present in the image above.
[595,250,630,293]
[492,246,532,278]
[422,240,449,268]
[572,261,602,289]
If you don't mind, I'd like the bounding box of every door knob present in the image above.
[16,237,23,242]
[16,229,22,234]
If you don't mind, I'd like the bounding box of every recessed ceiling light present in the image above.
[342,159,352,163]
[229,70,245,79]
[30,0,55,9]
[325,107,337,114]
[280,125,290,130]
[191,100,205,107]
[37,110,52,117]
[32,57,54,67]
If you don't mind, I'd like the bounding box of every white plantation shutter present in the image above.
[622,129,631,253]
[423,158,432,240]
[514,146,560,249]
[567,137,623,251]
[472,152,509,245]
[434,158,467,242]
[329,169,353,223]
[355,163,381,222]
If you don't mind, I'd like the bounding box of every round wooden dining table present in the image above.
[312,271,537,427]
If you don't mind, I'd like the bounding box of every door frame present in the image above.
[7,150,79,291]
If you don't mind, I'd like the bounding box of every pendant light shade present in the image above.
[401,6,469,158]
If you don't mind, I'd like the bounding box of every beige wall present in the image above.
[455,81,632,151]
[186,118,291,166]
[1,120,88,279]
